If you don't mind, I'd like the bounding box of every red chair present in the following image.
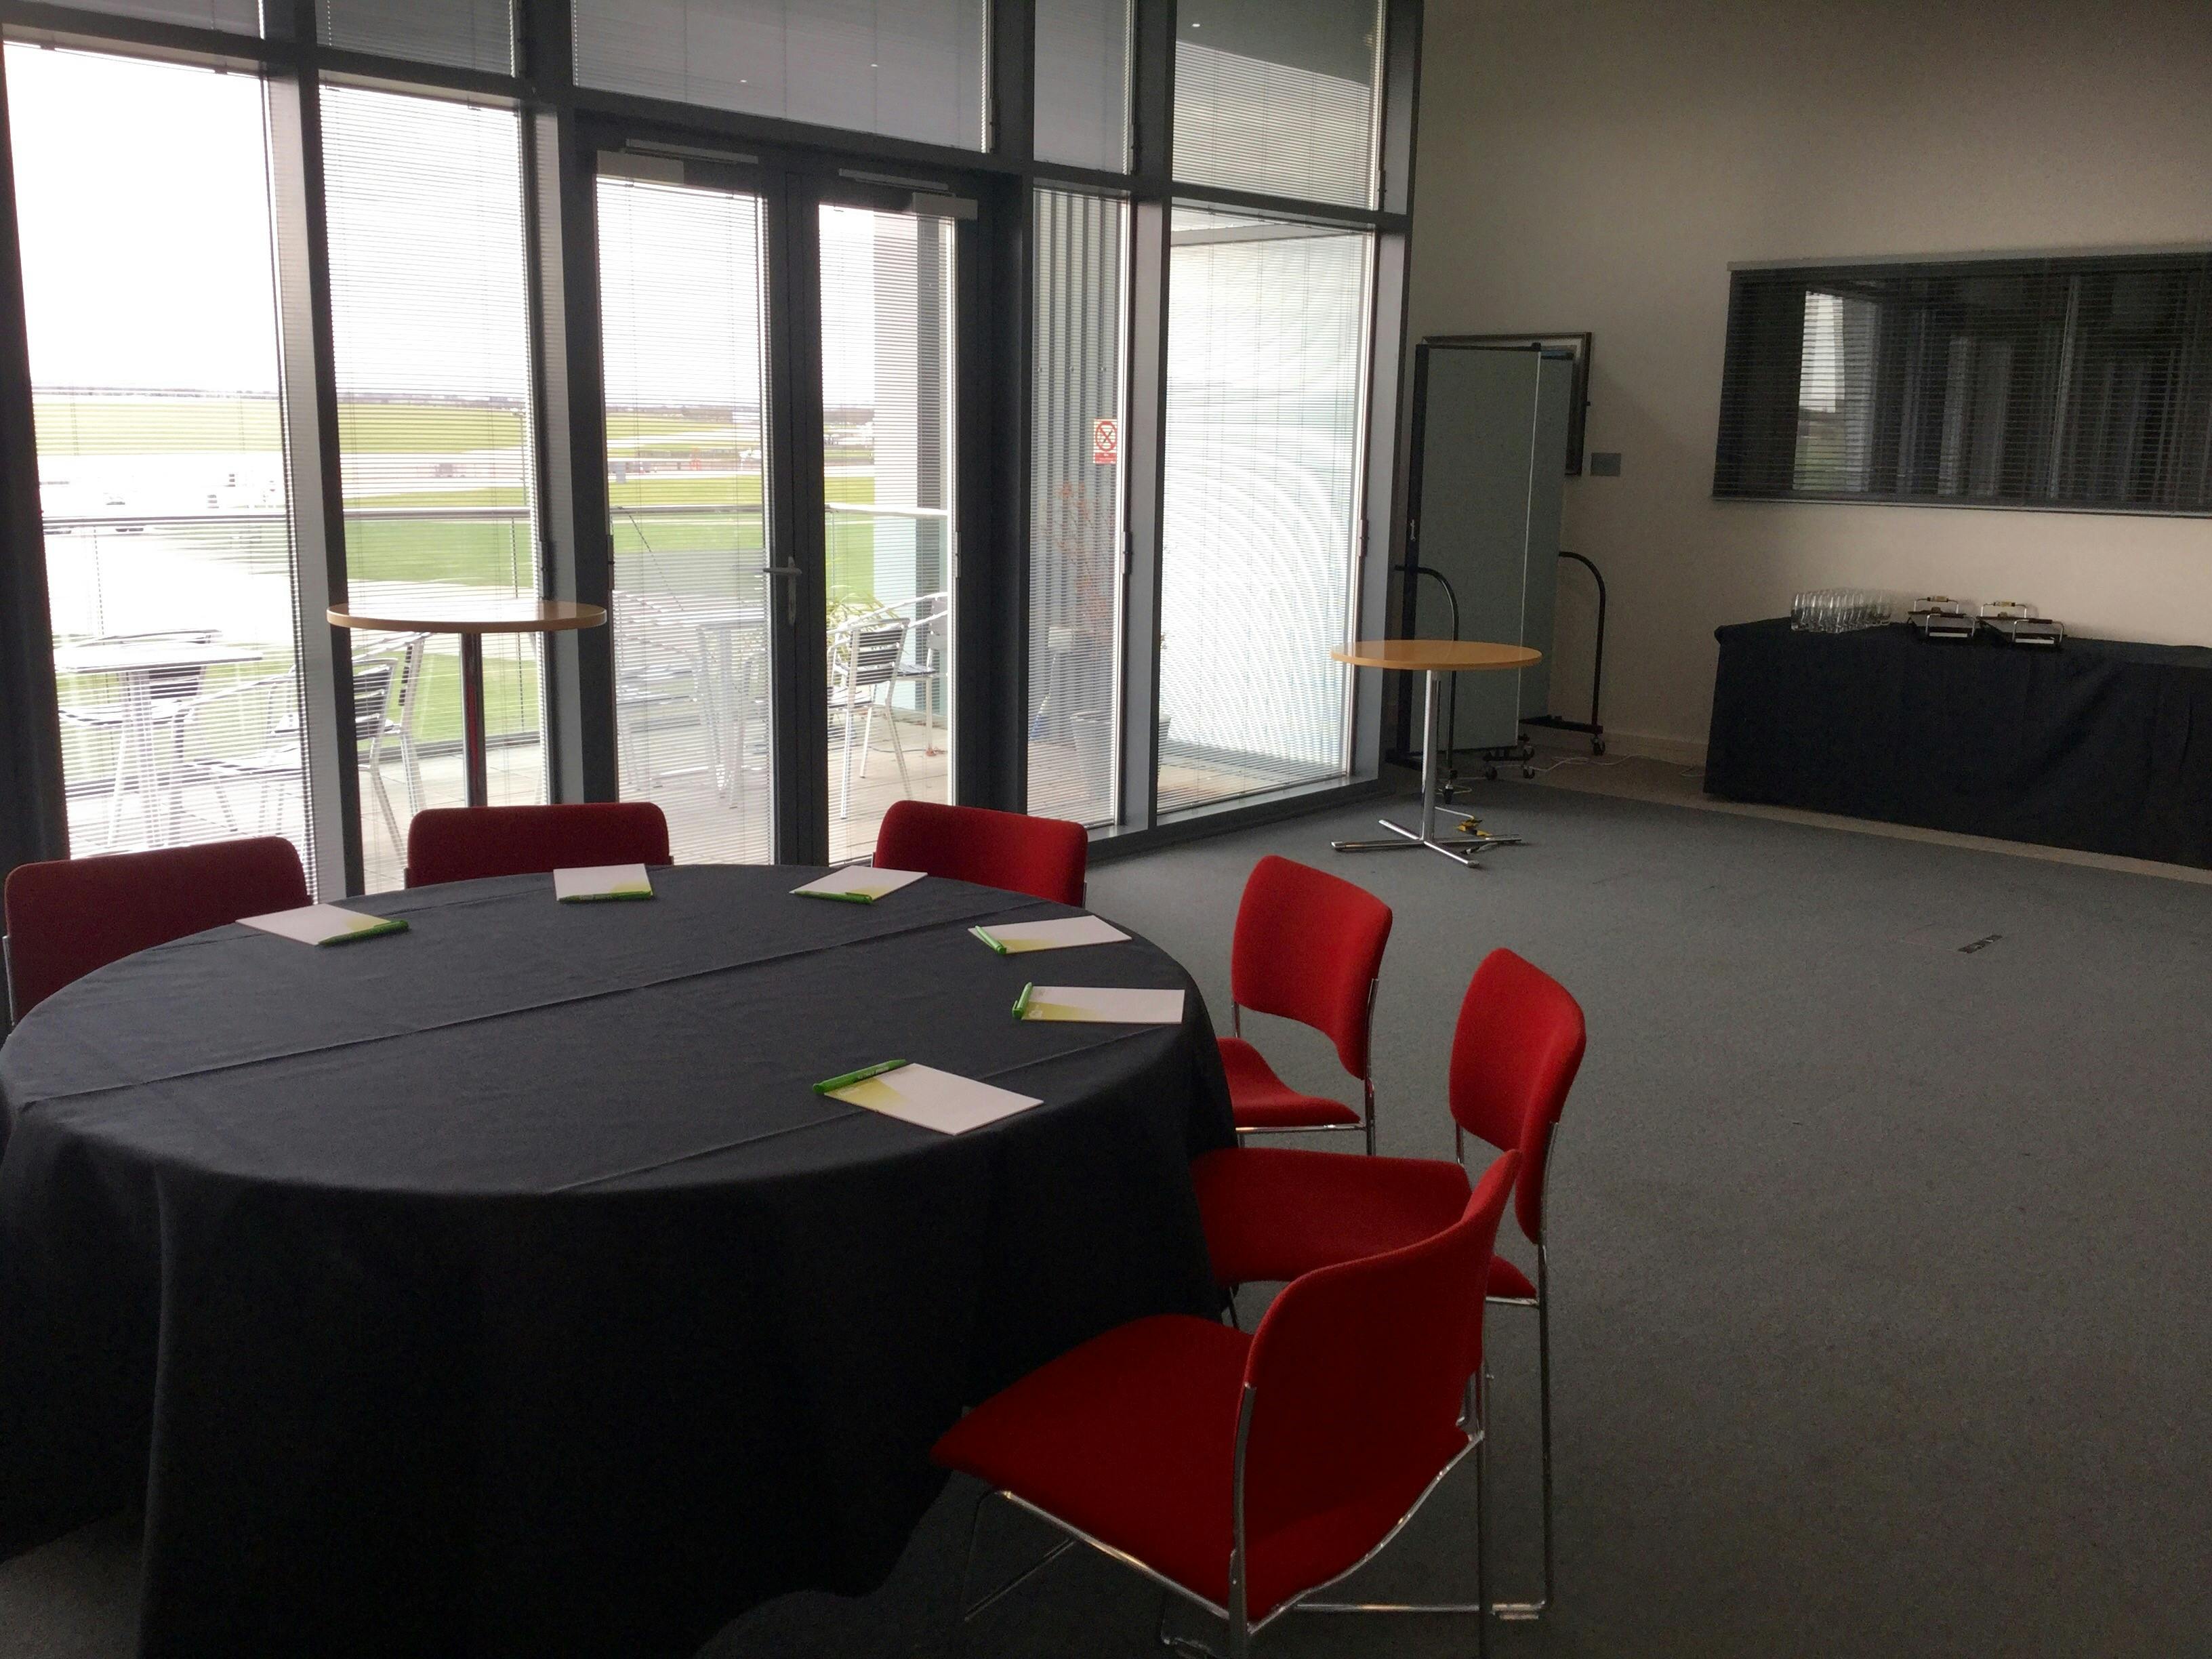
[3,836,310,1021]
[936,1152,1520,1659]
[1218,855,1393,1153]
[403,802,671,888]
[1190,947,1586,1618]
[872,800,1087,907]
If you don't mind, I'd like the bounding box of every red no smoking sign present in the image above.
[1092,417,1119,465]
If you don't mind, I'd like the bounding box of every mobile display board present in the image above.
[1399,342,1575,758]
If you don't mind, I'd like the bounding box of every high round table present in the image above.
[327,598,607,808]
[1331,638,1545,867]
[0,866,1231,1658]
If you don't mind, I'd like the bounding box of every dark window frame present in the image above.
[0,0,1422,899]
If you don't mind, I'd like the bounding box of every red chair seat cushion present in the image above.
[1217,1038,1361,1130]
[933,1315,1445,1620]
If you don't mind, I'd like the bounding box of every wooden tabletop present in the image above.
[1334,638,1543,672]
[327,599,607,635]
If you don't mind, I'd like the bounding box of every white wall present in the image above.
[1408,0,2212,758]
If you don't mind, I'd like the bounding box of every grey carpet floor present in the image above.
[7,782,2209,1657]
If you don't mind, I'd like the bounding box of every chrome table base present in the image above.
[1334,666,1523,869]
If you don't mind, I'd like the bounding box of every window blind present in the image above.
[1172,0,1381,209]
[1158,206,1370,813]
[573,0,988,152]
[1717,254,2212,514]
[43,0,260,33]
[1034,0,1131,173]
[321,86,545,889]
[7,44,315,877]
[318,0,516,73]
[1028,186,1128,826]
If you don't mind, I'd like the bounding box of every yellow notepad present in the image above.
[1016,985,1185,1025]
[969,916,1130,954]
[825,1063,1042,1134]
[239,903,409,947]
[791,867,926,903]
[555,863,654,902]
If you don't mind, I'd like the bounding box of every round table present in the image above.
[327,598,607,808]
[1331,638,1544,868]
[0,866,1231,1658]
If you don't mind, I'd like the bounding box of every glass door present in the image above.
[594,150,975,864]
[596,160,779,863]
[815,197,960,863]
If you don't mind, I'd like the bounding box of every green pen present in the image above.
[800,888,875,904]
[970,925,1009,954]
[1012,982,1034,1021]
[814,1058,911,1095]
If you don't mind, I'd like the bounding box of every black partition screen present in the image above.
[1715,252,2212,516]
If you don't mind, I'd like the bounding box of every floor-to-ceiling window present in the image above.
[5,43,315,874]
[322,86,544,890]
[0,1,1416,890]
[1156,1,1384,814]
[1027,186,1128,827]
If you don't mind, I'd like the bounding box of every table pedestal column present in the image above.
[459,634,488,808]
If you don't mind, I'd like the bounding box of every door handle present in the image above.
[762,562,802,626]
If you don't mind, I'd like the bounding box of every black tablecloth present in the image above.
[1706,619,2212,867]
[0,865,1232,1658]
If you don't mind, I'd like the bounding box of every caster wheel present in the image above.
[1483,765,1499,782]
[1593,738,1607,756]
[1522,765,1537,779]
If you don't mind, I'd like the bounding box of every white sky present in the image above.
[5,43,887,409]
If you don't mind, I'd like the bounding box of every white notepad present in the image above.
[826,1063,1042,1134]
[239,903,409,947]
[1018,985,1185,1025]
[969,916,1130,954]
[791,867,926,903]
[554,863,654,902]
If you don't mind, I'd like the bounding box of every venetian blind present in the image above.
[318,0,516,73]
[1716,254,2212,514]
[1034,0,1132,173]
[1172,0,1381,209]
[573,0,989,151]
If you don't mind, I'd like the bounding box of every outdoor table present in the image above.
[1330,638,1545,867]
[51,638,262,847]
[0,865,1230,1658]
[328,599,607,808]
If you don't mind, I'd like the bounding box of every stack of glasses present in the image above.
[1790,590,1893,633]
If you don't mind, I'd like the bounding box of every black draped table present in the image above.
[0,865,1232,1657]
[1706,618,2212,867]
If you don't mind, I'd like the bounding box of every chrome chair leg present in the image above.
[1475,1366,1494,1659]
[952,1490,1077,1641]
[1491,1259,1554,1620]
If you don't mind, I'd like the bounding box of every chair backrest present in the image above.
[834,618,908,692]
[1229,855,1393,1080]
[350,661,394,746]
[404,803,673,888]
[1241,1151,1518,1576]
[1449,948,1587,1246]
[873,800,1088,907]
[2,836,310,1019]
